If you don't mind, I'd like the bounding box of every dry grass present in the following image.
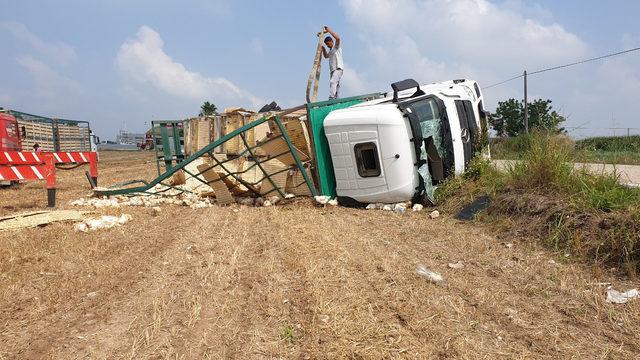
[0,151,639,358]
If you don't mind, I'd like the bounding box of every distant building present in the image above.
[116,129,145,145]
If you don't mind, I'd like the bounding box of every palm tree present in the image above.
[199,101,218,116]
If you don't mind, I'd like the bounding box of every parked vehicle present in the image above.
[324,78,489,205]
[0,109,96,152]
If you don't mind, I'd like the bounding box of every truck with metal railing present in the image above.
[93,78,489,207]
[0,109,99,204]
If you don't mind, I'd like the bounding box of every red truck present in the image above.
[0,110,21,151]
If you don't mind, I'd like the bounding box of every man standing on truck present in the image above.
[321,26,343,100]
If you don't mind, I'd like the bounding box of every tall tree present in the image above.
[199,101,217,116]
[492,98,566,137]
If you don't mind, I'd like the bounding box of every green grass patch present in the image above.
[492,134,640,165]
[576,135,640,152]
[280,325,296,343]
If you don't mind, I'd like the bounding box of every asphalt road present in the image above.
[493,160,640,187]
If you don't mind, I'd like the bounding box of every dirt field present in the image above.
[1,151,639,359]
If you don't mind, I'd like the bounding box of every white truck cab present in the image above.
[324,79,488,205]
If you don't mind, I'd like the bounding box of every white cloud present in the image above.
[340,63,368,94]
[337,0,640,136]
[1,21,77,65]
[16,55,82,101]
[116,26,262,109]
[340,0,590,92]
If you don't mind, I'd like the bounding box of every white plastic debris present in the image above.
[284,193,295,199]
[236,197,255,206]
[448,261,464,269]
[382,204,393,211]
[429,210,440,219]
[328,199,339,206]
[314,195,330,205]
[263,200,273,207]
[366,203,377,210]
[394,203,406,214]
[190,202,210,209]
[74,214,132,232]
[268,196,281,205]
[70,198,86,206]
[412,204,424,212]
[606,288,639,304]
[416,265,444,283]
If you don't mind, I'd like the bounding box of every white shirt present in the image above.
[328,42,343,72]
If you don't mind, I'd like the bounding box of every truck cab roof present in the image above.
[346,79,481,111]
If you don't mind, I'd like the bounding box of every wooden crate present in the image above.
[184,117,212,156]
[257,136,309,166]
[18,120,54,150]
[286,167,314,196]
[272,119,312,158]
[259,158,289,198]
[213,110,266,155]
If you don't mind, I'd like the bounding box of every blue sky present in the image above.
[1,0,639,139]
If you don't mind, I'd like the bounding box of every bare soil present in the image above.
[1,151,639,359]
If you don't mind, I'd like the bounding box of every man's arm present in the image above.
[324,26,340,48]
[321,46,329,59]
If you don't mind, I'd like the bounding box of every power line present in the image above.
[484,46,640,89]
[530,46,640,75]
[484,73,524,89]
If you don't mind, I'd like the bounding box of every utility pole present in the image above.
[523,70,528,133]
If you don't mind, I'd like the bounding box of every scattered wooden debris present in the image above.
[197,163,235,205]
[0,210,86,231]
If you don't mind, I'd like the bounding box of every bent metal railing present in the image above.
[93,110,317,200]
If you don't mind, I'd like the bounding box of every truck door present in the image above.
[0,113,21,151]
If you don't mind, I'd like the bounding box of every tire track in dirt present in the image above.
[11,211,187,359]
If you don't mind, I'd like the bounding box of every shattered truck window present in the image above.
[409,99,440,123]
[408,98,446,204]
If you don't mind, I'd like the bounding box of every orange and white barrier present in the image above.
[0,151,98,207]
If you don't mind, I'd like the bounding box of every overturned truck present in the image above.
[325,78,489,205]
[95,78,489,206]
